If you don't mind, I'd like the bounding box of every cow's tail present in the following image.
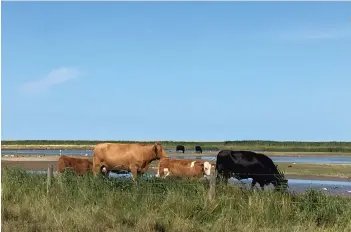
[57,156,65,173]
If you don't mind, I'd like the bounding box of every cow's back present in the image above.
[93,143,152,171]
[94,143,145,160]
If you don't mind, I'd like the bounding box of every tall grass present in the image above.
[2,167,351,232]
[2,140,351,152]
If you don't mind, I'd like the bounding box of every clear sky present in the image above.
[2,2,351,141]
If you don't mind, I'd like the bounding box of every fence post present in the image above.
[47,164,53,194]
[207,170,216,203]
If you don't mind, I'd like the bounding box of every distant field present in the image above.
[2,140,351,152]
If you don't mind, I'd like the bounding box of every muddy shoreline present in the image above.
[2,158,350,182]
[2,147,351,157]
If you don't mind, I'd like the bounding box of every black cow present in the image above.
[176,145,185,153]
[215,150,288,191]
[195,146,202,154]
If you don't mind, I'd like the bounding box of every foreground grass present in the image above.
[277,163,351,179]
[2,140,351,152]
[2,167,351,232]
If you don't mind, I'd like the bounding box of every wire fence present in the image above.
[23,168,351,180]
[34,165,350,202]
[3,165,351,207]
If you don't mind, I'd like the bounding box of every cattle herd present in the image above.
[58,142,289,191]
[176,145,202,153]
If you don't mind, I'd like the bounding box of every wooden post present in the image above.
[57,169,63,190]
[207,170,216,203]
[47,164,53,194]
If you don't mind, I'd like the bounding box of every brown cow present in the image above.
[58,155,93,175]
[92,142,167,181]
[155,158,212,178]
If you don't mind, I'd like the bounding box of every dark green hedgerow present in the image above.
[2,140,351,152]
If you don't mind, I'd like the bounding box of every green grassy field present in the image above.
[2,140,351,152]
[2,167,351,232]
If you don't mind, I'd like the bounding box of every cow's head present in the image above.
[202,161,212,176]
[273,166,289,192]
[274,178,289,192]
[153,142,167,160]
[100,166,109,178]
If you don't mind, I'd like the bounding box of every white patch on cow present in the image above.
[203,162,211,176]
[163,168,170,178]
[190,161,196,168]
[155,169,160,178]
[102,166,107,173]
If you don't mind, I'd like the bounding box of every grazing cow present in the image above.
[58,155,93,175]
[195,145,202,154]
[155,158,212,178]
[215,150,288,191]
[176,145,185,153]
[92,142,168,181]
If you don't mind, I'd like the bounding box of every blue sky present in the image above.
[2,2,351,141]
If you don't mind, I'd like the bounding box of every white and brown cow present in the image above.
[155,158,212,178]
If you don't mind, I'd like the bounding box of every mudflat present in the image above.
[2,156,350,182]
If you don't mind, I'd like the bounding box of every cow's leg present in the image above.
[259,182,265,191]
[155,166,161,178]
[93,156,100,176]
[218,173,229,185]
[137,170,146,179]
[163,168,170,179]
[215,171,222,184]
[223,171,230,185]
[139,163,150,176]
[216,171,228,185]
[251,179,257,190]
[156,164,164,178]
[129,165,138,182]
[101,166,110,178]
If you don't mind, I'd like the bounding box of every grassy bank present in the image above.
[2,167,351,232]
[277,163,351,179]
[2,140,351,152]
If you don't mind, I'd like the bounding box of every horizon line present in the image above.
[1,139,351,143]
